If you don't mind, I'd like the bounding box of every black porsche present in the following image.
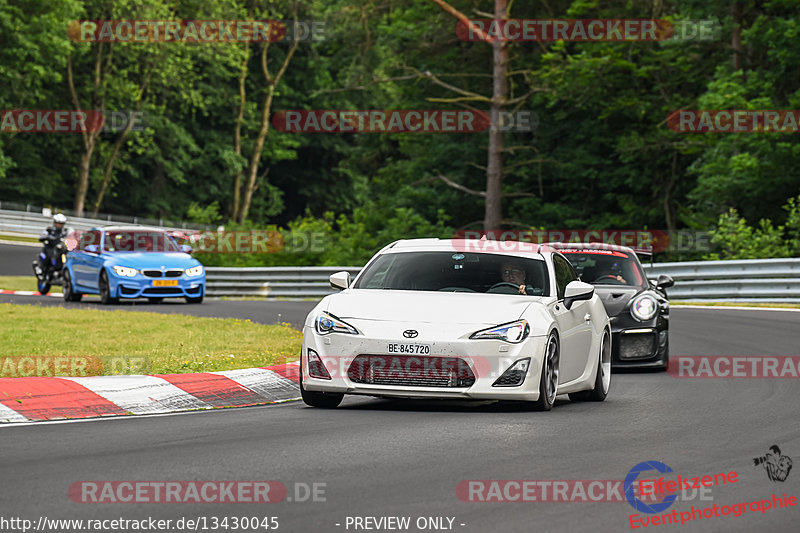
[545,242,673,370]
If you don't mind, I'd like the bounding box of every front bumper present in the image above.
[301,325,548,401]
[610,312,668,368]
[109,273,206,299]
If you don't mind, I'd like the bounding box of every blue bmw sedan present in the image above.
[63,226,206,304]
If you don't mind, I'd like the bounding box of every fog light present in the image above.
[493,358,530,387]
[307,349,331,380]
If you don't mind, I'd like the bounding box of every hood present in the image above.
[325,289,538,326]
[104,252,199,269]
[593,286,642,317]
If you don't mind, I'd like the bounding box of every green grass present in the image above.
[0,276,39,292]
[673,301,800,309]
[0,233,39,244]
[0,303,301,376]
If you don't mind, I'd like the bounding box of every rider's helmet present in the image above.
[53,213,67,228]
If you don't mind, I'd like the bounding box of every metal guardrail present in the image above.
[206,258,800,301]
[205,267,362,298]
[0,208,211,237]
[643,258,800,302]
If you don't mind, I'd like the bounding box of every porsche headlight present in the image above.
[185,265,204,277]
[631,294,658,321]
[315,312,359,335]
[470,320,530,343]
[112,265,137,277]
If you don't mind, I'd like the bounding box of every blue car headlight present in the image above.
[315,312,359,335]
[470,320,530,343]
[112,265,138,277]
[185,265,204,277]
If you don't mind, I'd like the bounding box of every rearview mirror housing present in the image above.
[564,280,594,310]
[330,271,351,290]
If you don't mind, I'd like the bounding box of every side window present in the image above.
[79,230,101,251]
[553,255,577,299]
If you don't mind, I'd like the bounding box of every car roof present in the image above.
[92,226,169,233]
[383,238,547,259]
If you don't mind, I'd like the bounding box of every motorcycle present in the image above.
[32,236,68,294]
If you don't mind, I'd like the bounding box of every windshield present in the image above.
[353,251,550,296]
[103,231,180,252]
[559,249,646,286]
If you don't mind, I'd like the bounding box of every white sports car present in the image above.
[300,238,612,410]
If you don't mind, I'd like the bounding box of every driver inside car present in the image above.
[499,261,529,294]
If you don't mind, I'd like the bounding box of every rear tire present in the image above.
[530,332,559,411]
[570,329,611,402]
[99,270,118,305]
[62,270,82,302]
[300,361,344,408]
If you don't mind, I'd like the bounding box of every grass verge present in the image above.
[0,233,39,244]
[0,276,38,292]
[0,303,301,376]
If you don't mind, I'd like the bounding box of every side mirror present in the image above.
[180,244,193,254]
[84,244,99,254]
[656,274,674,289]
[564,280,594,310]
[330,271,351,290]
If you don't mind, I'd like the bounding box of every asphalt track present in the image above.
[0,242,39,276]
[1,241,799,532]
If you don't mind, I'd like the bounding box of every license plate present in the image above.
[387,343,431,355]
[152,280,179,287]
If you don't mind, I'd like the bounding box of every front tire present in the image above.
[62,270,82,302]
[99,270,118,305]
[185,295,203,304]
[300,362,344,408]
[570,329,611,402]
[530,332,560,411]
[37,279,51,295]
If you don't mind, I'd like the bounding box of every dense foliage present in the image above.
[1,0,798,264]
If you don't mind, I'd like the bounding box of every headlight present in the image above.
[112,265,137,277]
[185,265,204,277]
[470,320,530,343]
[315,312,359,335]
[631,294,658,321]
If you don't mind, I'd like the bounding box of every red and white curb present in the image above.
[0,362,300,423]
[0,289,62,297]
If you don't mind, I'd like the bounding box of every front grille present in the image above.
[142,270,162,278]
[165,269,183,278]
[347,355,475,388]
[119,286,138,295]
[143,287,183,295]
[619,332,657,359]
[185,286,201,294]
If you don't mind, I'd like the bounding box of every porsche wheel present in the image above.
[570,329,611,402]
[531,332,559,411]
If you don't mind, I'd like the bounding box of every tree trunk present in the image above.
[232,41,251,219]
[484,0,508,230]
[731,2,742,71]
[238,86,275,222]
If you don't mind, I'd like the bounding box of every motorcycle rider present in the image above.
[37,213,68,274]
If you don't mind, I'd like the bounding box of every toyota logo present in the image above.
[403,329,419,338]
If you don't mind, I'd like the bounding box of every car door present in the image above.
[72,230,101,288]
[551,254,593,383]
